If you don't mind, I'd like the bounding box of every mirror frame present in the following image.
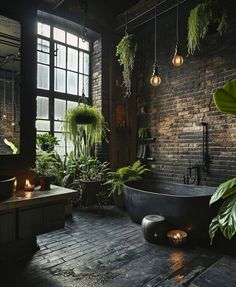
[0,4,37,187]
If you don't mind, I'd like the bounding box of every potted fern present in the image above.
[64,104,108,157]
[105,160,149,208]
[187,0,227,55]
[116,32,137,98]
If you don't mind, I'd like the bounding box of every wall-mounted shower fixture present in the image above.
[201,122,209,172]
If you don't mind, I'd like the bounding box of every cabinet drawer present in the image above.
[18,207,43,239]
[0,211,15,244]
[44,204,65,232]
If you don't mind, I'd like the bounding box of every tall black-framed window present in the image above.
[36,20,91,156]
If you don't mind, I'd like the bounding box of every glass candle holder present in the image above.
[167,230,187,247]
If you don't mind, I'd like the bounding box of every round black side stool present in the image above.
[141,215,167,244]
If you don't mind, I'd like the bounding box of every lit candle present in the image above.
[167,230,187,247]
[24,179,35,191]
[14,178,17,192]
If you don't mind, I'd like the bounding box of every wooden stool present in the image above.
[141,214,167,243]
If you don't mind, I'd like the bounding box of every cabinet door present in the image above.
[0,211,15,244]
[18,207,43,239]
[44,203,65,232]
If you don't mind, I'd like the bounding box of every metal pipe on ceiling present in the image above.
[115,0,190,32]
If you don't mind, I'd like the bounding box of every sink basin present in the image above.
[0,176,16,201]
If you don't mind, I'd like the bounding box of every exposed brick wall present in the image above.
[118,0,236,186]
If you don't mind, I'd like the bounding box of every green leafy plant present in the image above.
[35,150,62,177]
[187,0,227,55]
[64,105,108,157]
[209,80,236,243]
[62,152,109,187]
[213,80,236,116]
[209,178,236,243]
[36,133,59,152]
[105,160,150,196]
[116,32,137,97]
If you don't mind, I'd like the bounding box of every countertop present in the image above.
[0,185,78,211]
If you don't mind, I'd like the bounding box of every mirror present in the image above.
[0,15,21,155]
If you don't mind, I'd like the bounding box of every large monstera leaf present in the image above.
[209,194,236,244]
[213,80,236,116]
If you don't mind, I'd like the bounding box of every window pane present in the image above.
[36,120,50,131]
[38,22,50,38]
[37,64,49,90]
[54,98,66,120]
[53,27,65,43]
[37,38,49,52]
[37,51,49,64]
[54,121,64,132]
[37,97,49,119]
[79,74,89,97]
[67,48,78,71]
[67,32,78,47]
[79,52,89,75]
[54,68,66,93]
[84,53,89,75]
[54,133,65,157]
[54,44,66,68]
[67,71,78,95]
[79,38,89,51]
[67,101,77,110]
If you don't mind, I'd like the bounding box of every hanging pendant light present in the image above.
[172,0,183,67]
[150,0,161,87]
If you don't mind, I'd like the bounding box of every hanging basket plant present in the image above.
[64,104,108,157]
[187,0,227,55]
[116,32,137,98]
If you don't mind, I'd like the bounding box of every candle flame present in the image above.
[25,179,30,187]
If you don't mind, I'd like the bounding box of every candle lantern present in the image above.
[24,179,35,192]
[167,230,187,247]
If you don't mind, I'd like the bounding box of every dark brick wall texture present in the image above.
[132,0,236,186]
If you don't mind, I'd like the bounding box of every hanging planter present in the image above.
[64,104,108,157]
[116,32,137,98]
[187,0,227,55]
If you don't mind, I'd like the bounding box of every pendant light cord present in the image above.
[154,0,157,64]
[176,0,179,44]
[3,71,6,114]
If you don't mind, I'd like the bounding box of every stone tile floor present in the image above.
[1,206,236,287]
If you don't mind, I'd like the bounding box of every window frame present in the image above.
[36,18,92,157]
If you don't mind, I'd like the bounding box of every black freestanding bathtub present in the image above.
[124,180,217,241]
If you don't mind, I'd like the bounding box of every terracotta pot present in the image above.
[39,176,51,191]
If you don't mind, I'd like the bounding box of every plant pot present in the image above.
[39,176,51,191]
[80,180,101,206]
[113,191,126,209]
[0,176,15,201]
[75,114,95,125]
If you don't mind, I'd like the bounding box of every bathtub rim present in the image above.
[124,180,216,199]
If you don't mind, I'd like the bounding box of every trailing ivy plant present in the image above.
[187,0,227,55]
[116,32,137,98]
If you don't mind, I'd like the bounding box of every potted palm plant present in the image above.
[105,160,149,208]
[64,104,108,157]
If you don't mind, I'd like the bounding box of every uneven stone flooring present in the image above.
[1,206,236,287]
